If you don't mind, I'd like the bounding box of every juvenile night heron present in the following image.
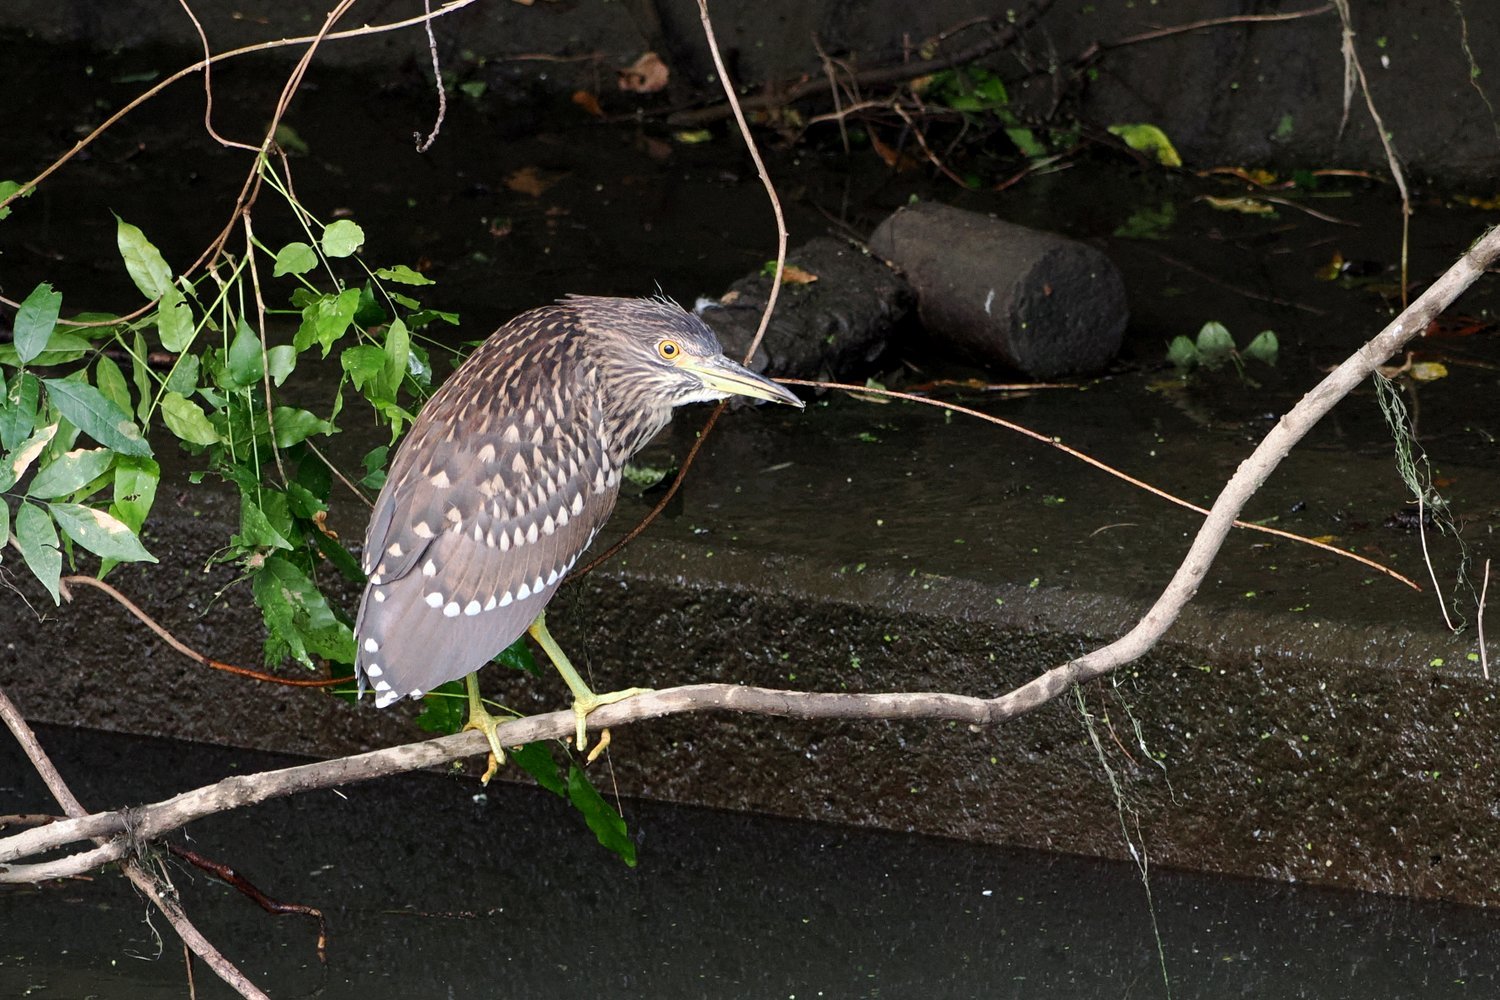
[354,295,801,776]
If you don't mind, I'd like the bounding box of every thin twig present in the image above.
[776,378,1420,590]
[577,0,788,581]
[11,222,1499,885]
[1416,494,1456,630]
[414,0,447,152]
[304,438,374,509]
[668,2,1054,127]
[0,686,270,1000]
[893,103,971,187]
[1479,558,1491,680]
[59,575,354,688]
[1082,4,1333,60]
[1333,0,1411,307]
[175,0,257,151]
[242,212,288,486]
[166,843,328,962]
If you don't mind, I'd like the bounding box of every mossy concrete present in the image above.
[5,384,1495,906]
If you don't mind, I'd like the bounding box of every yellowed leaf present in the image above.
[1200,195,1276,215]
[1314,251,1345,282]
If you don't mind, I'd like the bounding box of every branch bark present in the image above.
[8,221,1496,884]
[0,687,270,1000]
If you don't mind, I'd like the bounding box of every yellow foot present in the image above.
[463,673,509,785]
[571,686,651,752]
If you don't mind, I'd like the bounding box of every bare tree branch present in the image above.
[0,687,269,999]
[8,221,1496,886]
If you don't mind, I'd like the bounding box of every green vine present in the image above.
[0,153,635,864]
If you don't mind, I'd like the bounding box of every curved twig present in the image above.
[774,379,1421,590]
[59,575,353,688]
[9,221,1495,886]
[0,687,270,999]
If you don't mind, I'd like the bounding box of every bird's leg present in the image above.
[463,672,507,785]
[527,611,650,752]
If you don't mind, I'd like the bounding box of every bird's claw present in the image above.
[571,686,651,753]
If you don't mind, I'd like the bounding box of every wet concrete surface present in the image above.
[4,29,1500,915]
[7,725,1500,999]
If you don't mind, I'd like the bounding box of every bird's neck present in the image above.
[600,388,675,464]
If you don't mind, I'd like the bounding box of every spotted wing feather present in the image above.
[354,309,620,706]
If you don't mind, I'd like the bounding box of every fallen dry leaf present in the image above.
[505,166,561,198]
[869,129,916,171]
[780,264,818,285]
[618,52,669,94]
[571,90,604,118]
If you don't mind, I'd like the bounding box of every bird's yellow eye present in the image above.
[657,339,681,361]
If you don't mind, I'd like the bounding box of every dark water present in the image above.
[4,726,1500,999]
[6,27,1500,1000]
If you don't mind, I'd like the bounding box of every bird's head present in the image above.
[571,295,804,412]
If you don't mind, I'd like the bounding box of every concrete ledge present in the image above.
[5,391,1492,906]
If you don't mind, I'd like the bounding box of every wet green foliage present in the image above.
[1167,321,1278,375]
[0,158,634,864]
[922,67,1046,160]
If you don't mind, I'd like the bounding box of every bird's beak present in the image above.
[686,354,805,408]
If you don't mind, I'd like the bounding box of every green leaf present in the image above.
[0,374,42,451]
[414,682,468,733]
[272,241,319,277]
[0,331,91,367]
[161,391,221,446]
[236,496,294,551]
[0,179,34,220]
[14,501,61,603]
[94,355,132,416]
[1195,321,1235,363]
[163,352,200,396]
[1166,335,1199,370]
[266,345,297,387]
[384,318,410,393]
[1,422,58,493]
[227,319,265,388]
[156,283,195,352]
[313,528,366,583]
[294,288,362,357]
[50,501,156,563]
[42,378,152,457]
[374,264,435,286]
[111,456,159,533]
[0,498,9,553]
[252,554,356,668]
[273,123,310,155]
[567,765,636,866]
[1004,126,1048,159]
[1243,329,1280,366]
[341,344,389,395]
[129,332,153,422]
[1113,202,1177,240]
[1107,123,1183,167]
[14,283,63,365]
[360,445,388,490]
[271,406,334,448]
[496,636,541,677]
[510,742,568,797]
[322,219,365,258]
[115,215,174,299]
[27,448,115,499]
